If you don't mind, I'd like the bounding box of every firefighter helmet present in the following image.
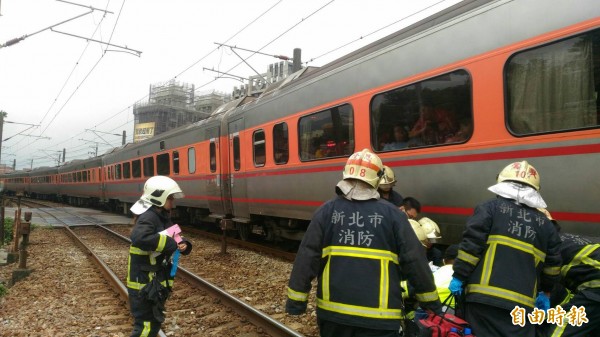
[378,165,396,191]
[409,219,429,247]
[418,217,442,242]
[342,149,385,188]
[497,160,541,191]
[141,176,184,206]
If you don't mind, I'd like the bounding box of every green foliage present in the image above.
[0,283,7,298]
[3,218,13,245]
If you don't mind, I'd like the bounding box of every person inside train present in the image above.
[127,176,193,337]
[444,118,472,143]
[449,161,562,337]
[378,165,404,207]
[400,196,421,220]
[382,124,410,151]
[408,104,456,147]
[286,149,442,337]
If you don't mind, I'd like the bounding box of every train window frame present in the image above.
[188,147,196,174]
[115,164,122,180]
[298,103,355,162]
[172,151,180,175]
[132,160,141,178]
[123,162,131,179]
[77,171,82,182]
[504,29,600,136]
[273,122,289,165]
[233,135,241,171]
[143,156,154,177]
[83,170,88,182]
[253,129,266,167]
[370,69,473,153]
[209,140,217,173]
[157,153,170,175]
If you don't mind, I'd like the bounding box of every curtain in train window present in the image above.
[157,153,170,175]
[188,147,196,174]
[143,157,154,177]
[507,30,599,134]
[371,70,472,152]
[299,104,355,161]
[273,122,289,164]
[253,130,266,167]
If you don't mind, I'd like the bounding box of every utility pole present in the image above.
[0,111,4,171]
[62,148,66,163]
[122,130,126,145]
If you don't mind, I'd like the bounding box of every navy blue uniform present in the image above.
[381,190,403,207]
[453,197,562,337]
[286,195,441,334]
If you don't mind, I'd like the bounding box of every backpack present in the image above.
[415,294,475,337]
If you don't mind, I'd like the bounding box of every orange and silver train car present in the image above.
[1,170,30,196]
[28,167,58,200]
[4,0,600,242]
[57,157,104,206]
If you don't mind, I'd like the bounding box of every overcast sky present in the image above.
[0,0,461,170]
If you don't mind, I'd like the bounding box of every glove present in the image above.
[285,298,307,315]
[535,291,550,311]
[449,277,464,296]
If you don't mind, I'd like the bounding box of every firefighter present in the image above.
[419,217,444,267]
[127,176,192,337]
[545,216,600,337]
[449,161,562,337]
[378,165,404,207]
[286,149,442,337]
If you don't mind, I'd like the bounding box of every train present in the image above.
[2,0,600,243]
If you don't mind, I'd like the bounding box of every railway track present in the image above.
[18,202,304,336]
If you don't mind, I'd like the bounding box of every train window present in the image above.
[209,141,217,172]
[157,153,170,175]
[253,130,266,167]
[132,160,141,178]
[143,156,155,177]
[115,164,121,180]
[172,151,180,175]
[371,70,472,152]
[123,162,131,179]
[299,104,355,161]
[233,135,241,171]
[82,171,87,182]
[506,29,600,135]
[273,123,289,164]
[188,147,196,174]
[77,171,82,182]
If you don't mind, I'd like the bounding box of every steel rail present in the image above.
[99,225,304,337]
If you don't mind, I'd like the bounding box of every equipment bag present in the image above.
[415,295,475,337]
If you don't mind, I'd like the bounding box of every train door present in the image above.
[206,127,226,215]
[228,118,250,220]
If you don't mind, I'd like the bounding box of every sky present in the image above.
[0,0,462,170]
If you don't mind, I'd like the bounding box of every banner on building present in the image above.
[134,122,155,143]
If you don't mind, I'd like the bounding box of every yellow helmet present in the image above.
[343,149,384,188]
[497,160,540,191]
[409,219,429,247]
[418,217,442,242]
[379,165,396,190]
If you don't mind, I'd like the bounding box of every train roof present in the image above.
[58,156,103,172]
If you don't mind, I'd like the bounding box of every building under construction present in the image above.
[133,80,229,142]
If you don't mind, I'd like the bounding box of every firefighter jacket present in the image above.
[286,195,441,331]
[453,197,562,310]
[558,233,600,298]
[382,190,404,207]
[127,207,178,291]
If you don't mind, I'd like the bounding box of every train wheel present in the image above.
[237,223,252,241]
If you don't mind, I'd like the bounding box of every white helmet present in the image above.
[342,149,385,188]
[418,217,442,243]
[409,219,429,247]
[497,160,541,191]
[378,165,396,191]
[130,176,184,215]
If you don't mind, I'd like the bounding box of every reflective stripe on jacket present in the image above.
[558,233,600,293]
[453,197,562,310]
[287,196,440,330]
[126,207,177,290]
